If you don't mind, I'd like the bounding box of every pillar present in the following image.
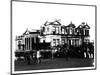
[25,38,26,50]
[30,37,32,50]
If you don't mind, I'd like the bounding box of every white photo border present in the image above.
[11,0,97,74]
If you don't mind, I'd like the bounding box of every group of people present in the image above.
[24,45,94,65]
[25,50,41,65]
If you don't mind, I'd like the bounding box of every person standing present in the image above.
[25,53,31,65]
[36,50,41,64]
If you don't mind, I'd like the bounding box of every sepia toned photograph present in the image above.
[11,0,96,74]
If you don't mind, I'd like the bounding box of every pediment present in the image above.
[23,29,30,35]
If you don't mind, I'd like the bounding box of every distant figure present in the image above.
[36,50,41,64]
[25,53,31,65]
[33,52,37,64]
[65,50,69,61]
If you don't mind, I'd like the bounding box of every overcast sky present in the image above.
[12,1,95,42]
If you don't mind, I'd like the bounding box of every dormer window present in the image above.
[69,28,73,34]
[62,28,65,34]
[56,27,59,34]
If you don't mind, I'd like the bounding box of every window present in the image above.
[18,41,21,44]
[72,39,74,46]
[29,38,30,50]
[52,27,56,35]
[46,27,49,32]
[32,37,34,50]
[69,28,73,34]
[57,39,60,45]
[65,29,67,34]
[62,28,65,34]
[85,30,89,36]
[36,37,39,43]
[43,40,45,43]
[56,27,59,34]
[75,40,77,46]
[62,39,65,44]
[67,28,70,35]
[72,28,75,35]
[53,39,56,46]
[76,40,79,46]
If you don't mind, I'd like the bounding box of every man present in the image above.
[64,49,69,61]
[36,50,41,64]
[25,53,31,65]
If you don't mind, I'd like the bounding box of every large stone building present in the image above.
[16,20,90,51]
[16,29,40,51]
[40,20,62,46]
[40,20,90,47]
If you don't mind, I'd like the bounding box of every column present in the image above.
[28,38,30,50]
[70,39,72,46]
[27,38,28,50]
[74,39,76,46]
[25,38,26,50]
[28,38,29,50]
[34,37,36,43]
[26,38,27,50]
[72,39,74,46]
[29,38,30,50]
[30,37,32,50]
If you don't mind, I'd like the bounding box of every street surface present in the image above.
[15,58,94,71]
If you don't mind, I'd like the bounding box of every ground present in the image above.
[15,58,94,71]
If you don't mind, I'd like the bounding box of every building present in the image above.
[16,29,40,51]
[15,20,90,51]
[65,22,90,47]
[40,20,90,47]
[40,20,62,47]
[16,35,24,51]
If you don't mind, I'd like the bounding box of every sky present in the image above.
[12,1,95,45]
